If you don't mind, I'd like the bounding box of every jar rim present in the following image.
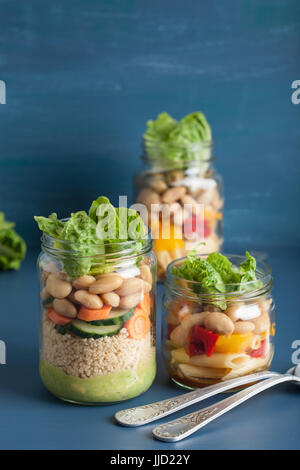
[166,253,273,301]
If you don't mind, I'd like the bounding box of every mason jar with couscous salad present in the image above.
[135,111,224,280]
[35,196,156,404]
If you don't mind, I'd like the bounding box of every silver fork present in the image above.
[115,370,277,427]
[152,366,300,442]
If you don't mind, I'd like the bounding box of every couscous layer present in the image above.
[40,316,156,403]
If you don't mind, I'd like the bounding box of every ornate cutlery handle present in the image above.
[153,374,298,442]
[115,370,276,427]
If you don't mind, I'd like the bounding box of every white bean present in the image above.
[161,186,186,204]
[46,274,72,299]
[115,277,145,297]
[101,292,120,307]
[136,188,161,210]
[204,312,234,335]
[119,292,143,310]
[181,194,199,214]
[168,303,193,326]
[74,290,103,309]
[170,313,210,347]
[251,312,270,334]
[53,298,77,318]
[148,178,168,194]
[72,275,96,290]
[89,274,123,294]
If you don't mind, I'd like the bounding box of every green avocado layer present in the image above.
[40,355,156,404]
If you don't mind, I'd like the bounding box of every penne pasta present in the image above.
[171,348,249,369]
[250,335,262,350]
[178,363,230,379]
[156,250,173,272]
[222,354,271,380]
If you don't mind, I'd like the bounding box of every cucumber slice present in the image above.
[69,319,123,338]
[90,308,134,326]
[55,324,69,335]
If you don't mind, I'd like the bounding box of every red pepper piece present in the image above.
[183,216,211,239]
[186,325,219,357]
[204,220,211,238]
[250,339,268,358]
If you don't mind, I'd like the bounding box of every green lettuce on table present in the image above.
[34,196,145,278]
[0,212,26,271]
[172,251,262,310]
[143,111,212,162]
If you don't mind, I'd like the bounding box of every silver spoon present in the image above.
[152,365,300,442]
[115,370,278,427]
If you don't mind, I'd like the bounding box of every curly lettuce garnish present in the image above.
[143,111,212,162]
[0,212,26,271]
[172,251,262,310]
[144,112,177,144]
[33,213,64,239]
[34,197,146,278]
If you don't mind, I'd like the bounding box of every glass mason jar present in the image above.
[134,140,224,280]
[38,228,156,404]
[162,255,275,389]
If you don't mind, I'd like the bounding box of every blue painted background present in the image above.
[0,0,299,250]
[0,0,300,451]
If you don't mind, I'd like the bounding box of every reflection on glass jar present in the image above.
[38,228,156,404]
[162,254,275,389]
[135,141,224,280]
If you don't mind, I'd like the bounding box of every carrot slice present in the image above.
[125,308,151,340]
[77,305,112,322]
[47,309,72,326]
[137,293,151,316]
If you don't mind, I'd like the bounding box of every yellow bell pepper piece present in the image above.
[270,322,276,337]
[260,330,268,340]
[215,333,254,354]
[204,208,223,221]
[154,222,184,252]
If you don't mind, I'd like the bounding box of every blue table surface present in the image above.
[0,248,299,450]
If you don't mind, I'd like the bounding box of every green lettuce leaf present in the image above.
[144,112,177,143]
[173,251,226,309]
[34,196,146,278]
[172,251,262,309]
[59,211,103,278]
[60,211,98,244]
[206,252,240,285]
[0,212,26,271]
[238,251,262,292]
[34,213,64,239]
[91,197,125,241]
[88,196,111,223]
[170,112,211,143]
[143,111,212,162]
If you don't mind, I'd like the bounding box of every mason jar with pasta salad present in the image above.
[162,251,275,389]
[135,111,224,280]
[35,196,156,404]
